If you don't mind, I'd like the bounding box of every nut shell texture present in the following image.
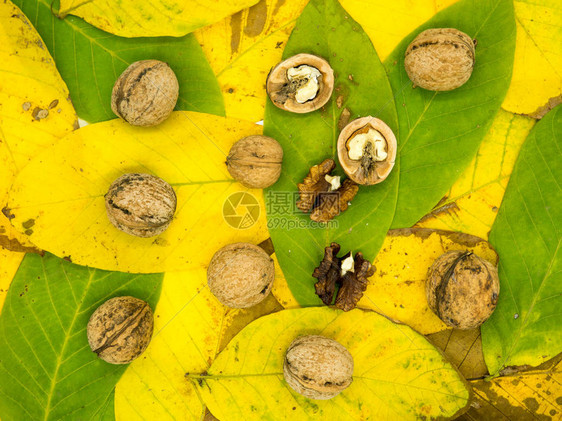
[266,53,334,113]
[87,296,154,364]
[226,135,283,188]
[111,59,179,126]
[105,173,177,238]
[337,116,397,185]
[404,28,475,91]
[284,335,353,400]
[207,243,274,308]
[426,250,500,329]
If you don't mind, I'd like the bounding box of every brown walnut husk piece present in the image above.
[226,135,283,189]
[426,250,500,329]
[284,335,353,400]
[87,296,154,364]
[313,242,375,311]
[297,159,358,223]
[111,59,179,126]
[404,28,476,91]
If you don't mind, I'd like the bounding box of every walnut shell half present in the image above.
[337,116,397,185]
[284,335,353,400]
[87,296,154,364]
[426,250,500,329]
[266,53,334,113]
[404,28,476,91]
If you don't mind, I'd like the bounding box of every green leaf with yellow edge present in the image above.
[196,0,309,121]
[463,354,562,420]
[385,0,516,228]
[191,307,470,420]
[6,112,271,273]
[0,252,163,420]
[502,0,562,118]
[0,1,78,252]
[264,0,399,306]
[115,267,282,420]
[416,110,536,240]
[0,248,24,312]
[358,228,498,335]
[58,0,259,38]
[14,0,225,123]
[482,105,562,375]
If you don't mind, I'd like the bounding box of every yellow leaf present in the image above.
[115,268,282,420]
[359,228,498,335]
[416,110,535,239]
[7,112,270,273]
[466,355,562,419]
[0,1,77,250]
[502,0,562,117]
[270,253,300,308]
[0,248,24,312]
[57,0,260,38]
[196,0,309,121]
[340,0,455,62]
[191,307,470,420]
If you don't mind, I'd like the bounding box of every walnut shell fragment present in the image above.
[111,59,179,126]
[426,250,500,329]
[313,242,375,311]
[284,335,353,400]
[207,242,275,308]
[226,135,283,188]
[337,116,397,185]
[87,296,154,364]
[297,159,358,223]
[105,173,177,238]
[404,28,476,91]
[266,53,334,113]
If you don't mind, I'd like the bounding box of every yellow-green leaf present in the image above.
[359,228,498,335]
[115,268,282,420]
[0,1,77,251]
[416,110,535,239]
[464,355,562,420]
[191,307,470,420]
[7,112,269,273]
[502,0,562,117]
[58,0,260,38]
[196,0,308,121]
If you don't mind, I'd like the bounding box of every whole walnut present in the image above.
[207,242,274,308]
[426,250,500,329]
[226,135,283,188]
[284,335,353,400]
[87,296,154,364]
[111,60,179,126]
[105,173,177,238]
[404,28,475,91]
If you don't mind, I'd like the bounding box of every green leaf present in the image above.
[482,105,562,375]
[263,0,399,305]
[191,307,470,420]
[13,0,225,123]
[0,253,163,420]
[385,0,516,228]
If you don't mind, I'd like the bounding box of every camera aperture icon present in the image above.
[223,192,260,229]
